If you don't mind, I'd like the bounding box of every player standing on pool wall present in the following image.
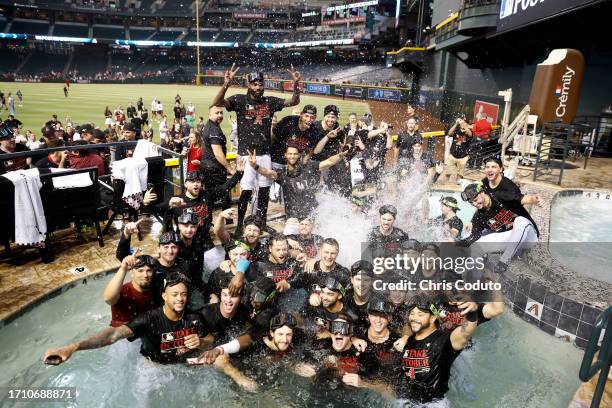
[42,273,209,365]
[391,294,478,404]
[212,64,302,236]
[458,182,539,275]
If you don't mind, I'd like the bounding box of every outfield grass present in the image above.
[0,82,371,142]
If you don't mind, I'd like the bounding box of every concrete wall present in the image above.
[431,0,461,27]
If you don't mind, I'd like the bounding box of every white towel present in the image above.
[112,157,148,210]
[133,139,160,160]
[49,168,94,189]
[2,168,47,245]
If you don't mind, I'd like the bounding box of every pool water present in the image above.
[0,274,583,408]
[549,194,612,283]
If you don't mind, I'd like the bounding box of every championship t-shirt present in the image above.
[311,121,345,161]
[449,128,471,158]
[199,302,251,343]
[127,307,206,364]
[360,331,401,378]
[396,131,422,159]
[227,94,285,156]
[245,259,302,285]
[395,329,460,402]
[275,160,321,219]
[367,226,409,255]
[271,115,318,164]
[286,233,323,259]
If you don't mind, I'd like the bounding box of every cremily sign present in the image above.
[497,0,597,32]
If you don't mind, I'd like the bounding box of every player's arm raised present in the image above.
[247,149,278,180]
[212,64,239,109]
[283,65,301,108]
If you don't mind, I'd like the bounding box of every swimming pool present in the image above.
[549,192,612,284]
[0,274,583,408]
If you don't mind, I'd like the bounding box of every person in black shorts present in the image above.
[212,64,302,236]
[367,205,409,256]
[437,196,463,240]
[200,105,234,213]
[43,273,208,365]
[391,294,478,404]
[246,143,346,222]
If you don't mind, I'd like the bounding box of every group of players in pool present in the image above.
[42,200,513,404]
[42,67,545,405]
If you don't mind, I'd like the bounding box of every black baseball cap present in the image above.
[350,260,374,277]
[301,105,317,115]
[270,311,298,331]
[411,134,424,145]
[177,212,198,225]
[163,272,191,290]
[225,239,250,253]
[324,105,339,117]
[320,275,346,296]
[401,239,421,252]
[379,204,397,217]
[461,182,484,202]
[0,123,13,139]
[185,171,203,181]
[80,123,94,134]
[251,277,276,304]
[484,156,503,167]
[159,231,180,245]
[133,254,156,269]
[367,296,395,316]
[247,72,264,83]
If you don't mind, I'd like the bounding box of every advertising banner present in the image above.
[305,83,331,95]
[367,87,402,102]
[233,13,266,19]
[473,100,499,125]
[497,0,596,32]
[264,79,282,90]
[322,16,366,26]
[283,81,302,92]
[528,49,585,124]
[335,86,364,98]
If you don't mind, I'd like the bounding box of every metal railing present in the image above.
[578,306,611,408]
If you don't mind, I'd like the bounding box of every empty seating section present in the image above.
[182,30,217,42]
[53,23,89,38]
[20,50,67,75]
[128,28,155,40]
[93,25,126,40]
[11,20,50,35]
[110,54,139,73]
[0,48,26,73]
[72,46,109,76]
[148,30,183,41]
[158,1,194,13]
[251,31,288,43]
[216,31,249,42]
[0,18,6,33]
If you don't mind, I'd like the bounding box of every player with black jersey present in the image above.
[301,238,351,288]
[116,226,190,291]
[212,64,302,236]
[459,182,539,274]
[392,294,477,403]
[215,213,269,263]
[43,273,208,365]
[286,217,324,259]
[436,196,463,240]
[164,168,243,251]
[312,105,355,198]
[208,241,251,303]
[271,105,318,165]
[394,117,421,161]
[481,157,545,208]
[344,261,375,326]
[367,205,409,256]
[247,143,346,221]
[358,297,401,380]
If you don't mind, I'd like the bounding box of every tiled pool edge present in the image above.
[0,267,118,329]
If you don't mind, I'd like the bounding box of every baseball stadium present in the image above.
[0,1,610,407]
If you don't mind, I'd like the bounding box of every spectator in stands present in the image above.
[0,123,30,175]
[104,106,114,128]
[114,105,125,125]
[26,130,41,150]
[472,113,493,140]
[4,115,22,131]
[34,138,67,169]
[445,117,473,184]
[69,140,106,176]
[131,111,144,139]
[115,122,138,160]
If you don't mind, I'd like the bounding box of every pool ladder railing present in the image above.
[578,306,611,408]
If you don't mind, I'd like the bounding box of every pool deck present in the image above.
[1,158,611,327]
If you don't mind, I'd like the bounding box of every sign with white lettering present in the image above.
[497,0,597,32]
